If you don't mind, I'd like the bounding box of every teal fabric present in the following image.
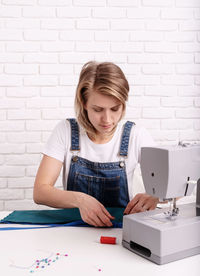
[0,208,124,225]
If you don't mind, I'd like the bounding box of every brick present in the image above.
[22,7,56,17]
[41,42,74,52]
[0,75,22,86]
[164,32,195,42]
[127,7,160,18]
[180,21,200,31]
[194,97,200,107]
[179,42,200,53]
[77,19,109,29]
[95,31,128,41]
[0,178,7,189]
[5,64,38,74]
[27,97,59,108]
[7,132,41,143]
[8,177,34,188]
[131,75,160,85]
[0,30,22,40]
[108,0,138,6]
[124,107,141,119]
[194,120,200,130]
[0,53,22,63]
[0,166,25,177]
[5,19,40,29]
[92,8,126,18]
[38,0,71,5]
[60,30,93,41]
[94,53,127,63]
[176,0,200,7]
[111,42,143,53]
[57,7,91,17]
[0,155,4,165]
[145,86,178,96]
[6,87,39,97]
[0,144,25,154]
[162,53,193,64]
[145,42,177,53]
[6,154,40,165]
[0,110,6,120]
[26,143,44,153]
[195,53,200,63]
[2,0,35,4]
[0,6,21,17]
[161,119,193,130]
[128,96,160,107]
[178,86,200,96]
[40,64,73,74]
[4,200,52,210]
[161,97,193,107]
[42,108,70,119]
[161,76,193,85]
[7,109,41,120]
[128,53,161,63]
[76,42,109,52]
[161,8,193,19]
[111,19,144,30]
[24,30,58,41]
[25,188,33,199]
[135,119,160,129]
[176,108,200,118]
[41,86,76,97]
[41,19,74,29]
[60,53,94,63]
[151,130,179,141]
[74,0,105,6]
[146,20,178,31]
[6,42,40,52]
[176,64,200,74]
[142,64,174,74]
[24,76,58,86]
[60,74,79,85]
[143,107,174,118]
[26,166,39,177]
[24,53,58,63]
[0,121,24,131]
[26,120,59,131]
[142,0,174,6]
[0,189,24,200]
[130,31,163,41]
[0,99,25,109]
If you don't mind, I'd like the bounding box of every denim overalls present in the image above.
[66,119,134,208]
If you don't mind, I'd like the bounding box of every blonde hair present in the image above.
[75,61,129,137]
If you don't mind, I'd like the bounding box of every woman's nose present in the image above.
[102,111,111,122]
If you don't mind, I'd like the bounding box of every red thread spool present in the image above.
[100,236,116,244]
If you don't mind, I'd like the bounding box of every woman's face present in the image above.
[84,91,123,137]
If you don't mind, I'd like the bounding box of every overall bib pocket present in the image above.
[74,172,121,207]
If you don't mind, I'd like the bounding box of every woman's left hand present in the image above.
[124,193,159,215]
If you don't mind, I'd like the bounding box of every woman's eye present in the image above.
[111,108,119,112]
[93,108,102,112]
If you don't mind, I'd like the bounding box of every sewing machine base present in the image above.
[122,202,200,265]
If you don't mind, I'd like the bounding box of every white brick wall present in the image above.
[0,1,200,210]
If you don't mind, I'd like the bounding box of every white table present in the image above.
[0,210,199,276]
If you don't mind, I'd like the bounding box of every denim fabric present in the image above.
[66,119,134,208]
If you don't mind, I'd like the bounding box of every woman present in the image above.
[33,61,158,227]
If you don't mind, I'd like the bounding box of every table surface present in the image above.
[0,207,199,276]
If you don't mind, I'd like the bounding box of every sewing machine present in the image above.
[122,144,200,265]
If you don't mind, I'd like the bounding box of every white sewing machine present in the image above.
[122,144,200,265]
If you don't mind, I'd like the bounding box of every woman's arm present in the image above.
[33,155,114,226]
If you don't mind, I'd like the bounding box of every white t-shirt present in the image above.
[43,119,155,200]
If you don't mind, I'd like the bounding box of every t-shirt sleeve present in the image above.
[42,120,69,162]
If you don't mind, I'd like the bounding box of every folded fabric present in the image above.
[0,208,124,229]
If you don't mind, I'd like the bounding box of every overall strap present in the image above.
[119,121,135,157]
[67,118,80,151]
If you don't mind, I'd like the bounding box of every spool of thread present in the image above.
[100,236,116,244]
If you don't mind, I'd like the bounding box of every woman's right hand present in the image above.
[76,193,115,227]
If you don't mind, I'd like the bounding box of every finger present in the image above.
[98,213,113,227]
[101,206,115,220]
